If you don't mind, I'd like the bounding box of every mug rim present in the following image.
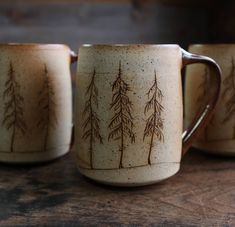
[81,44,179,48]
[189,43,235,47]
[0,43,71,50]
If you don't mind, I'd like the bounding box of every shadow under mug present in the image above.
[0,43,77,163]
[75,44,221,186]
[185,44,235,156]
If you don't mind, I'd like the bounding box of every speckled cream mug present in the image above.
[185,44,235,156]
[75,44,221,186]
[0,43,77,163]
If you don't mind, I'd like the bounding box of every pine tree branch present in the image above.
[143,70,164,164]
[82,68,103,168]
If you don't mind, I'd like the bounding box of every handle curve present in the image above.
[69,50,78,150]
[181,49,221,156]
[70,50,78,63]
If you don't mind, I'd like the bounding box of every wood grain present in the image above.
[0,148,234,226]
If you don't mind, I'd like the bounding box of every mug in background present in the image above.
[0,43,75,163]
[185,44,235,156]
[75,44,221,186]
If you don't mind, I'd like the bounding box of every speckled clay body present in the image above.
[0,44,73,163]
[185,44,235,156]
[75,44,221,186]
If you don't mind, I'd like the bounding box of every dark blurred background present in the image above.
[0,0,234,51]
[1,0,234,81]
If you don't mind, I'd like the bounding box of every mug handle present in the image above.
[181,49,221,156]
[69,50,78,150]
[71,50,78,63]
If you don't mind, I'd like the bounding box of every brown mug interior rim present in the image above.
[0,43,71,50]
[189,43,235,48]
[81,44,180,48]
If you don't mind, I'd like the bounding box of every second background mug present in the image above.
[0,43,76,163]
[185,44,235,156]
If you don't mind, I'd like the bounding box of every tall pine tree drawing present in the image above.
[108,61,135,169]
[38,64,57,151]
[196,67,211,141]
[143,70,164,165]
[82,68,103,169]
[222,57,235,139]
[2,61,26,152]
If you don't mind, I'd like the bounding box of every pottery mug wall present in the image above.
[0,43,76,163]
[75,44,221,186]
[185,44,235,156]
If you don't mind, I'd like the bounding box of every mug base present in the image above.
[0,144,71,164]
[78,162,180,187]
[194,141,235,157]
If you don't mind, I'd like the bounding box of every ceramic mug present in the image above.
[0,43,76,163]
[75,44,221,186]
[185,44,235,156]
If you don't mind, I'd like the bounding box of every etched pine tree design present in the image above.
[196,67,211,141]
[82,68,103,169]
[2,61,26,152]
[222,57,235,139]
[108,61,135,169]
[38,64,57,151]
[143,70,164,165]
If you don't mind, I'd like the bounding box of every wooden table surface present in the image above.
[0,148,234,226]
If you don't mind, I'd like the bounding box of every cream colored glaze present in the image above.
[185,44,235,156]
[0,44,73,163]
[75,44,183,186]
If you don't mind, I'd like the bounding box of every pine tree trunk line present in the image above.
[3,61,26,153]
[148,92,157,165]
[89,79,94,169]
[43,94,49,152]
[108,61,135,169]
[10,81,17,152]
[38,64,58,152]
[82,68,104,169]
[119,85,124,169]
[43,72,50,152]
[148,72,157,165]
[10,124,16,152]
[144,70,164,165]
